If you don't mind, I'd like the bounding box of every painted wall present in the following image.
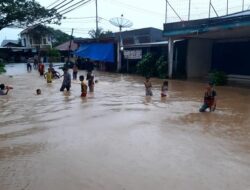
[186,39,213,78]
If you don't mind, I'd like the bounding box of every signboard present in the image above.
[124,50,142,60]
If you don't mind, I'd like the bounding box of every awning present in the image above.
[74,43,115,63]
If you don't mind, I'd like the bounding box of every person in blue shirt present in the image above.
[60,68,71,92]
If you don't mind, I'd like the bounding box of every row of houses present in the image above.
[1,10,250,83]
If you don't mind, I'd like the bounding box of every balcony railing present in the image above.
[31,44,52,49]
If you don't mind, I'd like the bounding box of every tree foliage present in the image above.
[48,27,71,47]
[88,28,113,39]
[0,0,62,30]
[48,48,60,58]
[23,24,71,47]
[136,53,157,77]
[209,71,228,86]
[156,56,168,79]
[0,59,6,74]
[136,53,168,78]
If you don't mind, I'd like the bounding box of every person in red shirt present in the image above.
[38,62,45,76]
[199,82,217,112]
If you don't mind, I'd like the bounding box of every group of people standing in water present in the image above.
[35,61,96,98]
[1,60,217,113]
[144,76,217,112]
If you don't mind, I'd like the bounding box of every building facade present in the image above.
[163,10,250,81]
[20,25,52,49]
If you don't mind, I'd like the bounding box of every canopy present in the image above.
[74,43,115,63]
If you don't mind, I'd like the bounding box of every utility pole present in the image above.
[95,0,98,38]
[188,0,191,20]
[242,0,245,11]
[165,0,168,23]
[67,28,74,65]
[226,0,229,15]
[209,0,211,18]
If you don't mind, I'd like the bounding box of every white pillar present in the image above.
[168,37,174,78]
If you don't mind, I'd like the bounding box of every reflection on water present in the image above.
[0,63,250,190]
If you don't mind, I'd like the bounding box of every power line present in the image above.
[50,0,69,9]
[57,0,86,13]
[47,0,62,8]
[59,0,93,15]
[56,0,74,11]
[64,16,96,19]
[40,0,93,24]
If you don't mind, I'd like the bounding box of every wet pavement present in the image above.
[0,63,250,190]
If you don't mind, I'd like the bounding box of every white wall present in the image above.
[21,34,52,48]
[186,39,213,78]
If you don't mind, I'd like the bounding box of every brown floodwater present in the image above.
[0,63,250,190]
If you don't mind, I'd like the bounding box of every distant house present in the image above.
[1,40,20,48]
[110,27,164,45]
[55,40,78,62]
[20,24,52,49]
[55,40,78,52]
[72,28,165,72]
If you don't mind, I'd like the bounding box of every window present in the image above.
[23,38,26,47]
[30,38,32,45]
[43,38,47,44]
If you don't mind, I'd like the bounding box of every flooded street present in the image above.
[0,63,250,190]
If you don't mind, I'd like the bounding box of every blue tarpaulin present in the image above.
[74,43,115,63]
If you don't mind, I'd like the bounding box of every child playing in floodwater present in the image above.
[144,77,153,96]
[86,70,92,81]
[72,64,78,80]
[199,82,217,112]
[0,84,13,95]
[161,80,168,97]
[46,68,53,83]
[38,62,45,76]
[36,89,41,95]
[60,68,71,92]
[79,75,87,97]
[88,75,95,92]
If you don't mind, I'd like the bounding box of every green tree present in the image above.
[136,53,158,77]
[0,0,62,31]
[48,27,71,47]
[156,56,168,79]
[88,28,113,39]
[0,59,6,74]
[47,48,61,62]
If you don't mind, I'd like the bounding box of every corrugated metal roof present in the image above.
[124,41,168,48]
[1,40,18,47]
[222,10,250,19]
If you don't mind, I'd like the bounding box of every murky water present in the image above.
[0,63,250,190]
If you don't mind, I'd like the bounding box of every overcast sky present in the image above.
[0,0,249,44]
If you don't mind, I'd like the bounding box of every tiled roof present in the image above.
[55,40,78,51]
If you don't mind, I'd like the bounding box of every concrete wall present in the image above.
[186,39,213,78]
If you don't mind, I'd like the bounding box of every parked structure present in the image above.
[163,10,250,80]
